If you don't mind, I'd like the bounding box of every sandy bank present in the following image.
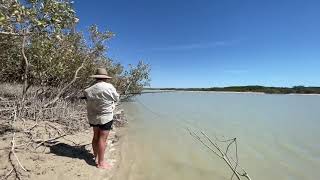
[0,114,127,180]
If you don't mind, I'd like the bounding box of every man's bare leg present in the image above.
[97,129,111,169]
[92,127,100,162]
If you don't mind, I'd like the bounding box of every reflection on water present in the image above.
[115,92,320,180]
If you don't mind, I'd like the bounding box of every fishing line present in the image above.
[134,97,200,132]
[134,96,242,175]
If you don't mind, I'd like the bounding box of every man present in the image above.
[83,68,120,169]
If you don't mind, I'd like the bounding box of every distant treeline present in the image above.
[145,86,320,94]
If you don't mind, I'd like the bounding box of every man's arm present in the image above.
[111,86,120,102]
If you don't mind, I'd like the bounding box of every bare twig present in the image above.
[43,61,85,108]
[35,134,67,148]
[124,79,133,95]
[1,168,13,180]
[0,31,23,36]
[0,96,8,101]
[0,108,15,112]
[2,107,28,179]
[21,33,30,102]
[45,122,63,135]
[7,134,28,179]
[10,133,28,172]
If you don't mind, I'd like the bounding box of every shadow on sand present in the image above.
[47,143,96,166]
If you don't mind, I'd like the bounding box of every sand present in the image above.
[0,120,125,180]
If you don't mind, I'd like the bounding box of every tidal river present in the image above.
[115,92,320,180]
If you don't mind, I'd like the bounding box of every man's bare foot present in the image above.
[97,161,112,169]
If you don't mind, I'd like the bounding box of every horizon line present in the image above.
[145,85,320,89]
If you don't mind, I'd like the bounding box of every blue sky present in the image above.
[74,0,320,88]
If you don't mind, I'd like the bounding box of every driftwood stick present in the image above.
[200,131,251,180]
[187,128,221,158]
[187,128,252,180]
[229,156,252,180]
[200,130,242,180]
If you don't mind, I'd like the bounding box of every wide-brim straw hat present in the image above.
[90,68,112,79]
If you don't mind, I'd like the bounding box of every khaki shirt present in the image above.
[84,82,120,125]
